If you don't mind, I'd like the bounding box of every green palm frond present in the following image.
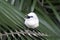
[0,0,60,40]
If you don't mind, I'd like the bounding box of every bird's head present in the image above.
[25,12,38,20]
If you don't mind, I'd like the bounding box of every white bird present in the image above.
[24,12,39,29]
[24,13,46,40]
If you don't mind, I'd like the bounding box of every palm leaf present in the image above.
[0,0,60,40]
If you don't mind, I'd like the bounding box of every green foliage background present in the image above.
[0,0,60,40]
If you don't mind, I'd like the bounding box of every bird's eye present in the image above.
[27,16,33,19]
[27,16,30,18]
[30,16,33,18]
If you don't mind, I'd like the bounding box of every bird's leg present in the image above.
[33,28,41,33]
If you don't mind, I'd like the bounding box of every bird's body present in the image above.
[24,12,39,29]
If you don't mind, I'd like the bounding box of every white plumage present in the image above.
[24,12,39,29]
